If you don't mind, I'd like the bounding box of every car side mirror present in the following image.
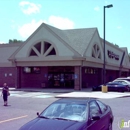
[37,112,40,117]
[91,115,100,121]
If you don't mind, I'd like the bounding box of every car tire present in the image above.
[108,122,112,130]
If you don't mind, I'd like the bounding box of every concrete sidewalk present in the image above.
[7,88,93,93]
[1,87,130,99]
[55,91,130,99]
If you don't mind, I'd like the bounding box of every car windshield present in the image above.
[40,102,87,122]
[118,82,128,85]
[107,82,120,85]
[116,78,130,82]
[114,80,130,85]
[111,81,127,85]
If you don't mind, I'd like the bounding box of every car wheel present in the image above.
[108,122,112,130]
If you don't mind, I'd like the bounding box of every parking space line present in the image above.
[0,115,28,124]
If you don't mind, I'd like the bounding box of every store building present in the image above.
[0,23,130,89]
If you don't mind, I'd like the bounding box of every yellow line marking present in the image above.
[0,115,28,124]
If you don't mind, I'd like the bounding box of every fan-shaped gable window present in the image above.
[92,44,101,59]
[29,41,56,57]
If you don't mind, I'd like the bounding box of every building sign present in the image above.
[107,50,119,60]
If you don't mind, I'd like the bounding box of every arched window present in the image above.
[29,41,56,57]
[92,44,101,59]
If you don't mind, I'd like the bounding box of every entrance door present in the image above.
[48,66,74,88]
[48,72,74,88]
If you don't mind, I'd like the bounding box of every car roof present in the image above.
[116,77,130,80]
[54,98,96,104]
[114,78,130,81]
[114,79,129,82]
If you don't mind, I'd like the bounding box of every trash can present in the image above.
[102,85,108,93]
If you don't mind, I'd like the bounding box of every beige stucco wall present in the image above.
[84,31,103,60]
[16,60,82,66]
[105,42,130,69]
[122,53,130,67]
[0,44,20,67]
[105,42,123,66]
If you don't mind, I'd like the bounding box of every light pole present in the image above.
[103,4,113,85]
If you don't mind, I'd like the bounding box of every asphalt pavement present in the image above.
[0,88,130,130]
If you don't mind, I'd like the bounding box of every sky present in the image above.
[0,0,130,52]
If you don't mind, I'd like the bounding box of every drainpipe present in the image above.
[119,51,125,77]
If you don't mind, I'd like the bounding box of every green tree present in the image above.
[9,39,23,43]
[114,44,119,47]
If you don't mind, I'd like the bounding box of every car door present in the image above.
[107,82,118,91]
[87,101,106,130]
[96,100,110,130]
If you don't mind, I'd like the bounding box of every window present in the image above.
[32,67,41,73]
[23,67,41,74]
[30,49,37,56]
[41,103,87,122]
[23,67,31,73]
[44,42,51,52]
[47,48,56,56]
[29,41,56,57]
[96,100,107,114]
[89,101,101,117]
[85,68,98,74]
[92,44,101,59]
[34,42,41,53]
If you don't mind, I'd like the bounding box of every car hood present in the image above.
[19,118,86,130]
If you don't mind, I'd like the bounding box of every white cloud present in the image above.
[18,20,44,38]
[19,1,41,15]
[94,6,100,11]
[18,16,74,39]
[48,16,74,29]
[18,16,74,38]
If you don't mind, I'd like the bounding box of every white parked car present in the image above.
[114,77,130,82]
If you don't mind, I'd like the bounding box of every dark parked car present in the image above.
[112,80,130,91]
[19,98,113,130]
[93,81,129,92]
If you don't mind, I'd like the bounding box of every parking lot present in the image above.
[0,90,130,130]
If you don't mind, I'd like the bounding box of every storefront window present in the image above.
[23,67,41,74]
[85,68,98,74]
[47,66,74,88]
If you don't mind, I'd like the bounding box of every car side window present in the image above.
[96,100,107,114]
[89,101,101,117]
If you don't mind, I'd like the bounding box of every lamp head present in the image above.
[105,4,113,8]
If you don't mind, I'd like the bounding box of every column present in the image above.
[74,66,81,90]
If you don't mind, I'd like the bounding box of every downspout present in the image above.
[119,51,125,77]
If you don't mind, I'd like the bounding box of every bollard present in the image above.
[102,85,108,93]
